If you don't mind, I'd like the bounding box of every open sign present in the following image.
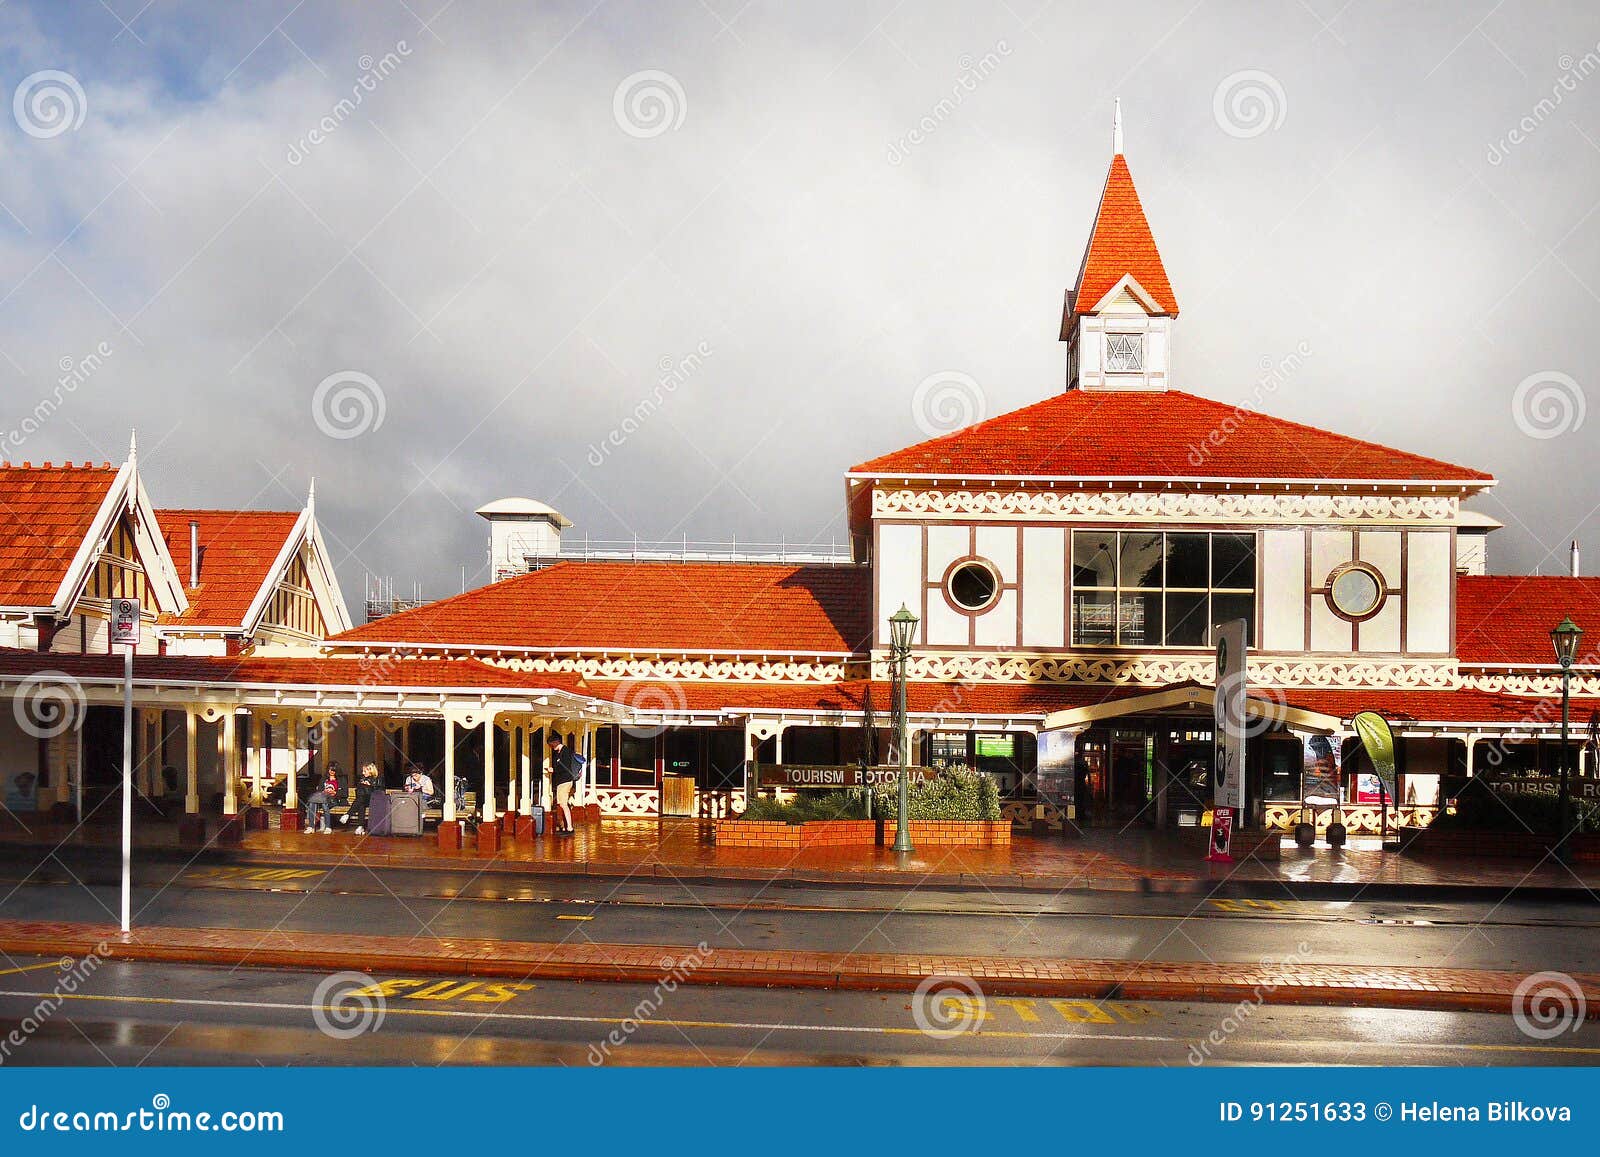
[109,597,141,646]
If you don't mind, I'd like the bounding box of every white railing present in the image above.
[518,533,855,567]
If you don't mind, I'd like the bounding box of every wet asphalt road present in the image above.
[0,955,1596,1067]
[0,857,1597,974]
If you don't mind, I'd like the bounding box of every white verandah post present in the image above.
[481,714,497,823]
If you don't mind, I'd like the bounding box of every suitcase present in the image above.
[388,792,424,837]
[528,805,545,836]
[365,790,394,836]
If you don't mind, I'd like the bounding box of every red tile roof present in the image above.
[853,389,1494,482]
[1071,154,1177,317]
[1278,686,1598,726]
[0,463,118,608]
[156,509,301,628]
[332,561,872,654]
[1456,574,1600,667]
[0,648,584,692]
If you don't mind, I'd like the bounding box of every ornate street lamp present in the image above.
[888,604,919,855]
[1551,617,1585,858]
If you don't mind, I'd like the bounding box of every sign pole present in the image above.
[1208,619,1249,863]
[120,645,132,933]
[110,597,140,934]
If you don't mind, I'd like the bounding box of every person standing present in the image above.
[548,732,585,837]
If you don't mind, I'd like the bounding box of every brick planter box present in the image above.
[1403,828,1600,861]
[714,818,1010,849]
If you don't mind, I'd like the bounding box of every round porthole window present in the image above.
[1327,563,1385,620]
[946,559,1000,613]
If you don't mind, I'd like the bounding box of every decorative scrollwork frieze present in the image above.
[484,655,849,684]
[901,652,1459,689]
[872,488,1458,524]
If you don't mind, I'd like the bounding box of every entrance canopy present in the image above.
[1041,681,1342,736]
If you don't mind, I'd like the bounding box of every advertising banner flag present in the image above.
[1351,712,1397,800]
[1211,619,1248,812]
[1352,710,1398,839]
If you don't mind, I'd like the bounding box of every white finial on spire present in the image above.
[128,428,138,465]
[1112,97,1124,155]
[307,476,316,518]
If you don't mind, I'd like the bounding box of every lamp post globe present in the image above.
[1551,617,1584,862]
[888,604,919,855]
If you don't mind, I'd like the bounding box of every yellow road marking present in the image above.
[555,915,594,921]
[1209,898,1284,913]
[2,988,1598,1054]
[0,961,73,978]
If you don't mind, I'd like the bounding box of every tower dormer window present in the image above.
[1105,332,1144,373]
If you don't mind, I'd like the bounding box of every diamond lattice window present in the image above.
[1105,332,1144,372]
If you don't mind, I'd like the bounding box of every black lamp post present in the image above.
[888,604,919,855]
[1551,616,1584,860]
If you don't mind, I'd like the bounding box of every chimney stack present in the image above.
[189,519,200,588]
[1572,540,1581,579]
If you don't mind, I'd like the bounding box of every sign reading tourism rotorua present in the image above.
[758,765,938,789]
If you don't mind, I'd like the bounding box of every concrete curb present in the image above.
[8,842,1598,904]
[3,919,1596,1020]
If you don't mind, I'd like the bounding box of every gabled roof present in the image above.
[1070,153,1177,319]
[155,510,302,628]
[851,389,1494,483]
[330,561,872,655]
[1457,574,1600,667]
[0,463,119,608]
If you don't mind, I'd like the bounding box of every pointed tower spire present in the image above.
[128,428,138,466]
[1060,111,1178,392]
[307,476,316,519]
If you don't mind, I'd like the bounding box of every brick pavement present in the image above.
[0,918,1592,1019]
[5,816,1599,895]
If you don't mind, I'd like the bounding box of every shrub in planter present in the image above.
[738,788,869,823]
[871,764,1001,822]
[1429,778,1600,834]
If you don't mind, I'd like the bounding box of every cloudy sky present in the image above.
[1,1,1596,609]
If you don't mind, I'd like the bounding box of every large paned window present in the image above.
[1070,530,1256,648]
